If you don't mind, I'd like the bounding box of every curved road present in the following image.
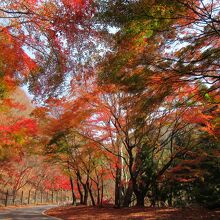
[0,205,60,220]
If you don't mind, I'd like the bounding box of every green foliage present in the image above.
[0,81,7,100]
[193,138,220,209]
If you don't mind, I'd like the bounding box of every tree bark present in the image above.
[87,182,96,206]
[135,192,145,207]
[83,183,88,205]
[76,176,83,204]
[123,180,133,207]
[168,187,173,206]
[115,165,122,207]
[12,190,16,205]
[100,178,104,207]
[97,184,100,206]
[70,176,76,205]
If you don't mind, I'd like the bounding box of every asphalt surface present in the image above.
[0,205,59,220]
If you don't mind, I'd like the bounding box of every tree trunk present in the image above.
[168,188,173,206]
[83,183,88,205]
[12,190,16,205]
[150,181,159,207]
[100,178,104,207]
[97,185,100,206]
[115,166,122,208]
[70,176,76,205]
[76,177,83,204]
[135,192,145,207]
[123,180,133,207]
[87,182,96,206]
[133,181,146,207]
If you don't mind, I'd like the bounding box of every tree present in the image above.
[95,0,220,206]
[0,0,102,99]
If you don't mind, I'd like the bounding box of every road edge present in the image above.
[42,208,63,220]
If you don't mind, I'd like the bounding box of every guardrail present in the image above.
[0,189,72,207]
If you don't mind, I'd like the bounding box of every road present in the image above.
[0,205,60,220]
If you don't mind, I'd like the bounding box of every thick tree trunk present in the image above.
[135,192,145,207]
[12,190,16,205]
[87,183,96,206]
[115,166,122,207]
[76,177,83,204]
[123,180,133,207]
[150,181,159,207]
[100,178,104,207]
[133,179,147,207]
[70,176,76,205]
[115,138,124,207]
[168,189,173,206]
[97,184,100,206]
[83,184,88,205]
[77,171,89,205]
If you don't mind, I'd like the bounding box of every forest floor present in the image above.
[46,205,220,220]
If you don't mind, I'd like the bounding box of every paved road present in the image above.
[0,205,59,220]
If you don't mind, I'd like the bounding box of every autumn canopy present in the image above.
[0,0,219,210]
